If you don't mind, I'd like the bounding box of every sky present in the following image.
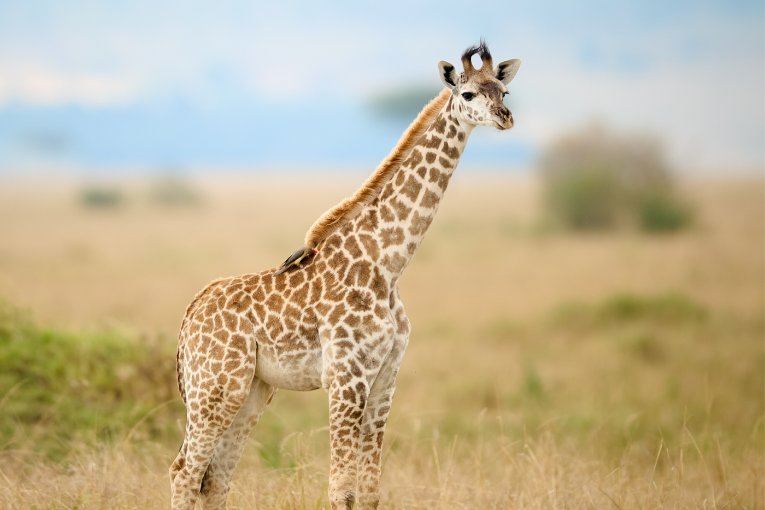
[0,0,762,174]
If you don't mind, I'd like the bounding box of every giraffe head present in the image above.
[438,41,521,130]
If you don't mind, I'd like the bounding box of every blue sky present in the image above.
[0,0,762,173]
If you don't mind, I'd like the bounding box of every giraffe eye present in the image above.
[461,92,475,101]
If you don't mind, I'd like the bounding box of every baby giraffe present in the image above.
[170,42,521,509]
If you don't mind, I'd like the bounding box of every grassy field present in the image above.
[0,173,762,509]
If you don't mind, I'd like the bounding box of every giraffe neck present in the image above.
[371,95,472,280]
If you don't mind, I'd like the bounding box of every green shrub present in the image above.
[0,301,179,459]
[638,192,694,232]
[597,292,707,323]
[544,162,620,229]
[539,125,693,232]
[79,185,125,208]
[551,292,707,329]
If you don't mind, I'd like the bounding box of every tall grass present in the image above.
[0,291,761,508]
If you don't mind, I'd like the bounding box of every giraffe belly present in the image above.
[254,344,323,391]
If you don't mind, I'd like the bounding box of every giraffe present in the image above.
[169,41,521,510]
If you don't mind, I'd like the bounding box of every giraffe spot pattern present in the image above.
[173,86,474,509]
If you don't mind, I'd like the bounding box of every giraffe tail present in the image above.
[175,342,187,404]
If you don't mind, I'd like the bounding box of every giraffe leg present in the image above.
[198,379,275,509]
[323,315,400,510]
[327,371,369,510]
[170,366,257,510]
[356,331,408,508]
[170,440,188,486]
[355,362,401,508]
[170,411,237,509]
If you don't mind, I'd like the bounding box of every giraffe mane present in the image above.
[304,88,451,248]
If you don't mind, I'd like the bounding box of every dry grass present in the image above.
[1,428,761,509]
[0,173,762,509]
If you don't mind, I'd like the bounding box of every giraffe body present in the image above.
[170,42,521,509]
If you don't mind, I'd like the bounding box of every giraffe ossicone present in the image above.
[170,41,521,510]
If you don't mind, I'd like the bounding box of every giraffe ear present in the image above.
[438,61,458,89]
[495,59,521,85]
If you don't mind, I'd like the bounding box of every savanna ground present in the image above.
[0,173,762,509]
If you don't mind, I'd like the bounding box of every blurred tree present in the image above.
[367,86,441,121]
[539,124,693,232]
[79,184,125,209]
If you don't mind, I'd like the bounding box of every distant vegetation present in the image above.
[367,86,441,121]
[78,175,202,210]
[0,301,178,459]
[540,125,693,232]
[79,185,125,209]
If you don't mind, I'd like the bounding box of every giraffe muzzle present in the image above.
[492,105,513,131]
[493,108,513,130]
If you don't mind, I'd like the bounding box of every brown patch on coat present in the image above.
[359,234,380,261]
[390,197,412,221]
[433,116,447,134]
[442,141,460,159]
[343,235,363,258]
[424,135,441,149]
[379,204,395,222]
[370,269,388,299]
[421,189,440,209]
[409,211,431,236]
[345,261,372,287]
[380,227,405,248]
[382,253,407,274]
[357,208,379,232]
[348,289,373,312]
[402,175,422,202]
[402,148,424,168]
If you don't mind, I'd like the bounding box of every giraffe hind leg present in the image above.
[170,440,188,485]
[171,391,254,509]
[198,379,276,509]
[170,352,257,510]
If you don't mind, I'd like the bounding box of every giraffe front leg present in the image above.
[356,338,407,509]
[322,303,398,509]
[327,368,370,509]
[356,384,395,509]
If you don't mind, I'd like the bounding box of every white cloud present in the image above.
[0,61,141,106]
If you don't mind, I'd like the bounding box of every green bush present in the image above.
[551,291,708,329]
[544,162,620,229]
[539,125,693,232]
[79,185,125,208]
[637,191,694,232]
[0,301,179,459]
